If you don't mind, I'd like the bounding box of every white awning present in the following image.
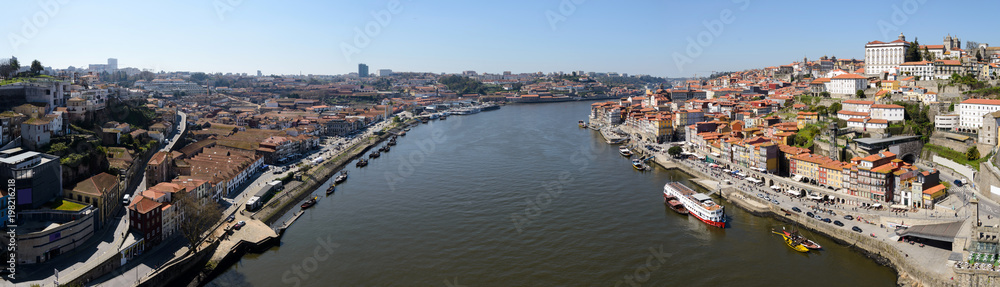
[792,175,803,181]
[770,185,781,190]
[891,204,908,210]
[787,189,801,196]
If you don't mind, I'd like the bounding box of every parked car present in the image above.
[227,215,236,222]
[822,218,832,223]
[792,207,801,213]
[852,226,862,233]
[834,220,844,227]
[807,212,815,218]
[234,220,246,230]
[844,215,854,220]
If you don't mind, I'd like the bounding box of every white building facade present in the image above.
[958,99,1000,131]
[865,33,911,76]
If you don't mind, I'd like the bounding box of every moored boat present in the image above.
[663,195,689,215]
[619,147,633,157]
[334,171,348,183]
[579,120,587,128]
[782,229,822,250]
[326,185,336,195]
[301,197,317,209]
[356,159,368,167]
[632,158,648,171]
[773,230,810,252]
[369,151,380,158]
[662,182,726,228]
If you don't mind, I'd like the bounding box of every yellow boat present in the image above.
[773,231,809,252]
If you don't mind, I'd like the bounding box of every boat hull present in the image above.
[663,182,726,228]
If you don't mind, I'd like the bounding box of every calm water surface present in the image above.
[208,101,896,286]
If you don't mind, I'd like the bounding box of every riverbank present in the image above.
[166,120,414,287]
[648,155,950,287]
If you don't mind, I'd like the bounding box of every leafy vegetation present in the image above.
[904,38,922,62]
[963,86,1000,97]
[889,101,934,142]
[950,73,989,90]
[668,146,683,157]
[793,124,823,148]
[438,75,486,95]
[967,146,981,161]
[924,144,992,171]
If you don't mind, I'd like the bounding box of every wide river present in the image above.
[208,100,896,286]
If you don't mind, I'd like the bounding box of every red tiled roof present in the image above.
[962,99,1000,106]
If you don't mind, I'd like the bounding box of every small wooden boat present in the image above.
[301,197,318,209]
[334,171,348,183]
[326,185,336,195]
[369,151,380,158]
[356,159,368,167]
[664,195,688,215]
[579,120,587,128]
[782,229,822,250]
[773,230,809,252]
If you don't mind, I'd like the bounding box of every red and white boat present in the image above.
[662,182,726,228]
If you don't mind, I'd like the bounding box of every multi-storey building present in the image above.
[66,172,122,229]
[0,148,61,209]
[958,99,1000,132]
[865,33,910,76]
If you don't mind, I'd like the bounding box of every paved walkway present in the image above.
[673,156,960,279]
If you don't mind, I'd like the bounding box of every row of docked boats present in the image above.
[618,146,650,171]
[584,121,728,228]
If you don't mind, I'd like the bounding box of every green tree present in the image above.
[819,91,830,98]
[8,57,19,76]
[814,105,829,117]
[829,102,842,113]
[190,72,209,83]
[949,102,955,111]
[668,146,683,157]
[967,146,981,161]
[856,90,866,98]
[905,38,921,62]
[29,60,43,75]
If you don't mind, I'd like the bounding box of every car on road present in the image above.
[843,215,854,220]
[822,218,832,223]
[807,212,815,218]
[792,207,801,213]
[234,220,246,230]
[852,226,862,233]
[834,220,844,227]
[227,215,235,222]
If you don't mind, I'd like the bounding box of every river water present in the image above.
[208,101,896,286]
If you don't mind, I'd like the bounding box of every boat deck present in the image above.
[667,182,721,211]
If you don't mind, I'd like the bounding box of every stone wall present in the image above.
[934,155,977,182]
[722,189,953,287]
[977,161,1000,204]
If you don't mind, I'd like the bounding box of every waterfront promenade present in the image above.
[650,150,963,286]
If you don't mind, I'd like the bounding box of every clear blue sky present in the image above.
[2,0,998,77]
